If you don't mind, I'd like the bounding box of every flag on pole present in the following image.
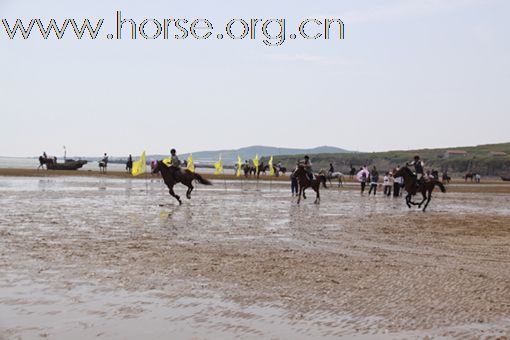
[236,155,242,177]
[269,155,274,176]
[187,154,195,173]
[131,151,146,176]
[253,154,259,174]
[214,154,223,175]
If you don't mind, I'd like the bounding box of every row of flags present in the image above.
[131,152,276,177]
[214,153,274,176]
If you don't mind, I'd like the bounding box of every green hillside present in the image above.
[263,143,510,177]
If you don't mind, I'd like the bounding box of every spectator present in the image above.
[394,167,403,197]
[360,172,367,195]
[383,172,392,197]
[368,167,379,195]
[290,163,299,196]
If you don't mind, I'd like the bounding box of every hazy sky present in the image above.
[1,0,509,157]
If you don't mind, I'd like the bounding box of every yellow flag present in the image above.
[131,151,146,176]
[162,157,172,167]
[253,154,259,174]
[236,155,242,177]
[187,154,195,173]
[214,154,223,175]
[269,155,274,176]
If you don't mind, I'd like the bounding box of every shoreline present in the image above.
[1,168,510,193]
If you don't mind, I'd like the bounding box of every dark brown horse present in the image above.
[464,173,475,182]
[152,160,212,204]
[393,167,446,212]
[38,156,55,170]
[294,165,327,204]
[442,172,451,184]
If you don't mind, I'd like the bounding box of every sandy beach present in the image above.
[1,174,509,339]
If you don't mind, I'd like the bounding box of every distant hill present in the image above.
[150,145,350,164]
[269,142,510,177]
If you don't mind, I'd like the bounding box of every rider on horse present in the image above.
[302,155,314,181]
[169,148,181,180]
[328,163,334,176]
[409,155,425,191]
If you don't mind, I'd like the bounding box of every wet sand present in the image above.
[1,168,509,193]
[1,176,510,339]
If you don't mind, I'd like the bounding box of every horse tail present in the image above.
[436,181,446,193]
[194,173,212,185]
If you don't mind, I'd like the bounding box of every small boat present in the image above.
[501,176,510,182]
[47,159,87,170]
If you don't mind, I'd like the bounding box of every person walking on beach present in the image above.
[126,154,133,173]
[383,172,393,197]
[290,163,299,196]
[360,172,367,195]
[393,166,403,197]
[368,167,379,195]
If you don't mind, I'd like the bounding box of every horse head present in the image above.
[151,160,162,174]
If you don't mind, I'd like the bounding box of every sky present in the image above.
[1,0,509,157]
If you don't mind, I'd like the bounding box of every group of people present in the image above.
[122,150,440,199]
[289,154,439,197]
[358,166,405,197]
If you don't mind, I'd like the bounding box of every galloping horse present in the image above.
[294,165,327,204]
[393,167,446,212]
[152,161,212,205]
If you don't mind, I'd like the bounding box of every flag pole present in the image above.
[223,168,227,192]
[144,160,148,195]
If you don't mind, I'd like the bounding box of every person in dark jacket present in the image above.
[368,166,379,195]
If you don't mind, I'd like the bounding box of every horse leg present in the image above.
[422,190,432,212]
[314,187,320,204]
[297,186,302,204]
[405,194,412,208]
[417,191,427,208]
[186,184,193,199]
[303,188,307,200]
[169,187,182,205]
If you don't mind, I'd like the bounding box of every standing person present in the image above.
[387,172,394,197]
[393,166,403,197]
[290,163,299,196]
[126,154,133,173]
[368,167,379,195]
[360,172,367,195]
[383,172,392,196]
